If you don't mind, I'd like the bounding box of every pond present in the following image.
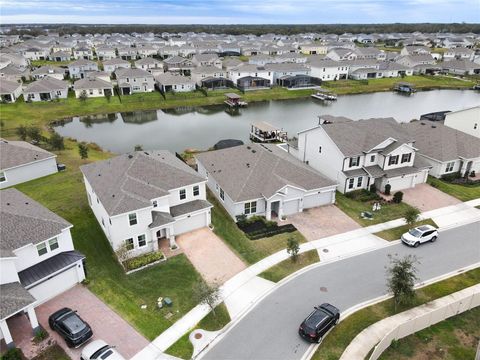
[54,89,480,153]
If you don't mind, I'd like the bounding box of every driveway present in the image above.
[402,183,461,212]
[176,228,246,284]
[36,285,149,359]
[284,205,361,241]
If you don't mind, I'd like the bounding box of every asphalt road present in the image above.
[202,221,480,360]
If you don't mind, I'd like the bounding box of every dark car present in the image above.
[48,308,93,348]
[298,303,340,343]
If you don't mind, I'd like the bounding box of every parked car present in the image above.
[81,340,126,360]
[298,303,340,343]
[401,225,438,247]
[48,307,93,348]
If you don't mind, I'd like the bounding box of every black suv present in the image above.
[49,307,93,348]
[298,303,340,343]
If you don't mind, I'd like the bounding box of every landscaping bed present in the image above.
[259,249,320,283]
[428,175,480,202]
[123,251,165,273]
[236,215,297,240]
[374,219,438,241]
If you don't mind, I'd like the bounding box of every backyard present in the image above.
[427,176,480,202]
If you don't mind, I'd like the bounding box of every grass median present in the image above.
[259,250,320,283]
[374,219,438,241]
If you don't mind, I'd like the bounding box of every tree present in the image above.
[79,90,88,102]
[78,143,89,159]
[393,191,403,204]
[26,126,42,143]
[286,237,300,262]
[134,144,144,151]
[404,207,420,226]
[49,133,65,150]
[192,281,221,316]
[16,125,28,141]
[386,254,419,311]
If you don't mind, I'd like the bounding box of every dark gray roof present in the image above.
[343,168,368,177]
[170,199,212,218]
[0,282,36,320]
[196,143,336,202]
[149,211,175,228]
[0,139,56,171]
[1,189,71,257]
[74,77,112,90]
[80,151,206,216]
[18,250,85,288]
[24,76,68,93]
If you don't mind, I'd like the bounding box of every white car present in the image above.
[401,225,439,247]
[81,340,126,360]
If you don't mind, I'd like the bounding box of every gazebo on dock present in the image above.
[250,121,288,143]
[224,93,247,107]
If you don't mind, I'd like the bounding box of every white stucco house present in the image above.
[80,151,212,259]
[23,76,69,102]
[115,68,155,95]
[288,116,431,194]
[155,73,196,93]
[74,77,113,98]
[0,139,58,189]
[443,106,480,139]
[196,143,337,222]
[0,189,86,349]
[308,59,349,81]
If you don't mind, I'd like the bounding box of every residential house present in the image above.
[299,43,328,55]
[396,54,436,68]
[102,58,131,74]
[441,59,480,75]
[0,65,30,83]
[0,52,29,68]
[264,63,311,83]
[163,56,194,75]
[49,51,71,62]
[196,143,337,222]
[192,53,222,68]
[134,57,164,75]
[74,77,113,98]
[23,77,69,102]
[0,188,86,349]
[0,80,22,103]
[443,47,475,61]
[68,59,99,79]
[289,116,430,193]
[115,68,155,95]
[308,59,349,81]
[326,48,357,61]
[400,46,431,56]
[31,65,65,80]
[95,46,117,61]
[443,106,480,139]
[73,46,94,60]
[80,151,212,258]
[155,73,196,93]
[136,45,157,58]
[191,66,228,87]
[227,63,271,90]
[117,46,138,60]
[23,47,50,61]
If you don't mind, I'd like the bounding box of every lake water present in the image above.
[54,89,479,153]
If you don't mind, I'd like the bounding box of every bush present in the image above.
[369,183,377,193]
[236,215,297,239]
[1,348,23,360]
[441,172,461,182]
[124,251,165,271]
[393,191,404,204]
[385,184,391,195]
[33,328,49,343]
[247,224,297,240]
[345,189,381,202]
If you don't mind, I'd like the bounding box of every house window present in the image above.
[101,218,105,227]
[89,89,93,95]
[370,155,376,162]
[401,153,412,163]
[349,156,360,167]
[220,188,225,201]
[138,234,146,247]
[56,90,62,96]
[348,178,355,189]
[37,242,48,256]
[193,185,200,196]
[357,177,363,187]
[128,213,137,226]
[179,189,186,200]
[244,201,257,215]
[125,238,134,251]
[0,172,6,183]
[49,237,59,251]
[388,155,399,165]
[318,146,322,153]
[446,162,455,172]
[153,200,158,208]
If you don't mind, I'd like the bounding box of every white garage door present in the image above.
[283,199,300,216]
[387,175,415,192]
[28,264,82,304]
[174,211,208,235]
[303,191,333,209]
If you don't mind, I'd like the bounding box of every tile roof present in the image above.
[0,139,56,171]
[0,282,36,320]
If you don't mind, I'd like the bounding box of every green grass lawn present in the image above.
[259,250,320,282]
[379,307,480,360]
[374,219,438,241]
[31,59,73,67]
[312,268,480,360]
[208,191,307,264]
[335,192,417,227]
[165,303,231,360]
[427,176,480,202]
[31,344,70,360]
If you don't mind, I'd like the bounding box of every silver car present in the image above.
[401,225,438,247]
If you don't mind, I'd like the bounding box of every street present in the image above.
[201,221,480,360]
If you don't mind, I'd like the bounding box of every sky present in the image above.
[0,0,478,24]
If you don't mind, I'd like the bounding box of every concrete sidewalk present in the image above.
[132,200,480,360]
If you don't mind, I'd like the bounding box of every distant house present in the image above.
[68,59,99,79]
[163,55,194,75]
[308,59,349,81]
[102,58,131,74]
[23,47,49,61]
[443,106,480,139]
[227,63,271,90]
[134,57,164,75]
[49,51,71,62]
[441,59,480,75]
[23,76,69,102]
[0,79,22,103]
[192,53,222,68]
[0,139,58,188]
[31,65,65,80]
[95,46,117,61]
[155,73,196,93]
[0,188,86,349]
[196,143,337,222]
[326,48,357,61]
[115,68,155,95]
[400,46,431,56]
[117,46,138,60]
[0,65,30,83]
[396,54,435,68]
[136,45,157,58]
[299,43,328,55]
[73,46,94,60]
[80,151,212,258]
[443,47,475,61]
[191,66,227,87]
[74,77,113,98]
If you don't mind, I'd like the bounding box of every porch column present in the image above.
[151,232,159,252]
[0,319,14,349]
[278,201,284,219]
[27,306,40,333]
[168,227,177,249]
[265,200,271,221]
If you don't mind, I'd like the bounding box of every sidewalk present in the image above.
[132,200,480,360]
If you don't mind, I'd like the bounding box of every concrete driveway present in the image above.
[36,285,149,359]
[176,228,246,284]
[402,183,461,212]
[283,205,361,241]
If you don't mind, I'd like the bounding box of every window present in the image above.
[348,178,355,189]
[244,201,257,215]
[49,237,59,251]
[0,172,6,183]
[349,156,360,167]
[89,89,93,95]
[138,234,146,247]
[56,90,62,96]
[357,177,363,187]
[318,146,322,153]
[37,243,47,256]
[128,213,137,226]
[370,155,376,162]
[101,218,105,227]
[125,238,134,251]
[193,185,200,196]
[153,200,158,208]
[179,189,186,200]
[388,155,399,166]
[220,188,225,201]
[446,162,455,172]
[401,153,412,163]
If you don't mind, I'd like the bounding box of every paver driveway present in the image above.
[284,205,361,241]
[402,183,461,212]
[176,228,246,284]
[36,285,149,359]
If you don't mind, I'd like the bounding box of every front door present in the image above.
[271,201,280,218]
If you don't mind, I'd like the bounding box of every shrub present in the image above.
[287,237,300,262]
[441,172,461,182]
[345,189,381,202]
[369,183,377,193]
[33,328,49,343]
[49,133,65,150]
[385,184,391,195]
[1,348,23,360]
[393,191,404,203]
[404,207,420,226]
[235,214,247,224]
[124,251,164,271]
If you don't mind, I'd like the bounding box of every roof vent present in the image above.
[144,152,149,155]
[112,194,115,197]
[252,149,256,153]
[246,146,251,150]
[6,202,10,205]
[431,125,436,128]
[420,122,426,125]
[246,163,250,168]
[25,202,29,205]
[128,154,133,159]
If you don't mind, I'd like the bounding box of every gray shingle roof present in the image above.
[1,188,71,257]
[149,211,175,228]
[0,79,21,94]
[24,76,68,93]
[0,139,56,171]
[0,282,36,320]
[115,68,153,78]
[196,143,336,202]
[74,77,112,90]
[81,151,206,216]
[170,199,212,217]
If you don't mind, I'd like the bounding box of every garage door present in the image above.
[303,191,333,209]
[283,199,300,216]
[174,211,208,235]
[28,264,82,305]
[388,175,415,192]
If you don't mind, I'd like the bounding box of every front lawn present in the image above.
[208,191,307,264]
[374,219,438,241]
[31,344,70,360]
[427,176,480,202]
[259,250,320,282]
[335,191,416,226]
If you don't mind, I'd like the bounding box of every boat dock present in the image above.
[224,93,248,107]
[393,82,416,94]
[311,90,337,101]
[250,121,288,143]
